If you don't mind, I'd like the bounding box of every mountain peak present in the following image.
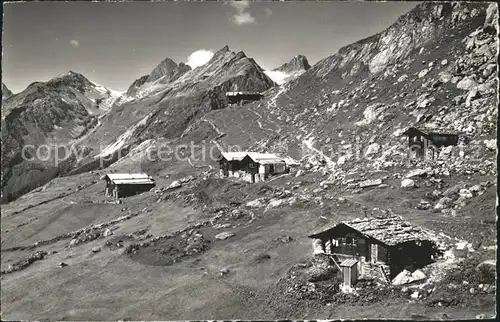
[147,57,179,83]
[2,83,13,100]
[274,55,311,73]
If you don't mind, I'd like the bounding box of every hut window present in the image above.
[352,238,358,247]
[345,237,357,246]
[415,241,422,246]
[249,162,255,168]
[340,237,346,245]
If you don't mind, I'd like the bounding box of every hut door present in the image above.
[371,244,378,263]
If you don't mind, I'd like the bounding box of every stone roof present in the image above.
[309,216,438,246]
[404,126,460,136]
[225,91,263,96]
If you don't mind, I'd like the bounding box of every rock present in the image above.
[405,168,428,178]
[476,260,496,280]
[168,180,182,189]
[418,69,429,78]
[397,74,409,83]
[359,179,382,188]
[434,197,453,210]
[438,71,452,83]
[246,199,265,208]
[392,269,412,285]
[220,268,230,276]
[103,228,113,237]
[364,143,381,156]
[484,3,498,30]
[465,87,480,107]
[266,198,289,210]
[215,232,235,240]
[459,188,473,199]
[411,291,419,299]
[411,269,426,282]
[416,200,432,210]
[440,59,448,65]
[484,139,496,150]
[401,178,416,189]
[212,223,231,229]
[69,239,79,247]
[456,77,477,90]
[476,314,486,320]
[295,169,304,177]
[91,247,101,253]
[58,262,68,268]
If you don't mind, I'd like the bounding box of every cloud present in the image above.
[264,70,289,85]
[186,49,214,69]
[70,39,79,47]
[228,0,257,26]
[232,12,257,26]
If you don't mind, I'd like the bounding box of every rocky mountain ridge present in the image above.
[1,71,122,202]
[2,82,13,100]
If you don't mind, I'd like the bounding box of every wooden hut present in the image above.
[218,152,289,182]
[226,92,264,106]
[403,127,460,160]
[103,173,155,198]
[308,216,440,281]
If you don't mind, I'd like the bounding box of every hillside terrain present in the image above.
[0,2,497,320]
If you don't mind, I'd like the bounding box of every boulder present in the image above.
[441,59,448,65]
[215,232,235,240]
[418,69,429,78]
[401,178,416,189]
[459,188,473,199]
[103,228,113,237]
[484,139,496,151]
[364,143,381,156]
[167,180,182,189]
[476,260,496,280]
[411,269,426,282]
[438,71,452,83]
[416,200,432,210]
[456,77,477,90]
[465,87,480,107]
[246,199,265,208]
[405,168,429,178]
[392,269,412,285]
[91,247,101,253]
[434,197,453,210]
[359,179,382,188]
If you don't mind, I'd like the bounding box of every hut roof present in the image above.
[220,152,287,164]
[104,173,154,185]
[308,216,438,246]
[226,91,263,96]
[404,126,460,136]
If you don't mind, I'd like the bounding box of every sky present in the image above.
[2,1,419,93]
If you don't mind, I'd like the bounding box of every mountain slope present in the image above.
[74,46,276,168]
[1,71,122,202]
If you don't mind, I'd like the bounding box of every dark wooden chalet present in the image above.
[219,152,288,182]
[226,91,264,106]
[403,127,460,160]
[308,216,440,281]
[103,173,155,198]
